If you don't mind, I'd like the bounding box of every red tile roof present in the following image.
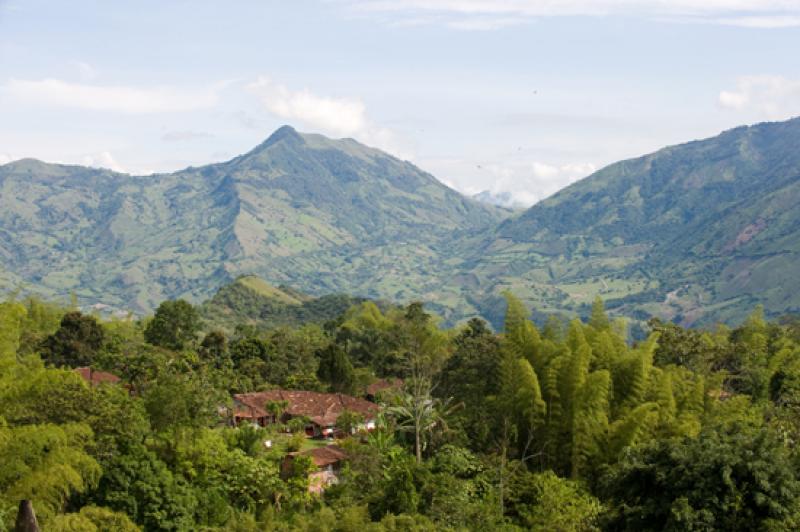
[301,445,347,467]
[233,390,379,427]
[74,367,121,386]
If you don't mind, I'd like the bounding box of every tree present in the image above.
[503,293,542,371]
[0,302,25,368]
[91,444,197,531]
[39,311,105,368]
[388,303,453,463]
[334,301,399,373]
[371,448,420,517]
[418,445,498,530]
[199,331,229,368]
[144,300,200,351]
[507,470,602,531]
[589,296,611,332]
[649,318,721,374]
[505,358,547,460]
[317,343,355,394]
[17,297,67,357]
[47,506,140,532]
[601,424,800,531]
[388,390,457,463]
[142,366,227,436]
[0,423,100,525]
[336,410,366,435]
[83,384,151,464]
[438,318,502,450]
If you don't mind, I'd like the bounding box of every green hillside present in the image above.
[2,119,800,328]
[0,126,504,315]
[199,275,378,331]
[455,117,800,326]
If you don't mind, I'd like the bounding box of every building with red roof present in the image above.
[231,389,379,437]
[282,445,348,494]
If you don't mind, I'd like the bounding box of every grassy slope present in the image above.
[199,275,375,332]
[0,126,504,318]
[455,117,800,327]
[3,119,800,329]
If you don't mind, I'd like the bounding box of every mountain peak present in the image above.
[241,125,305,159]
[264,124,303,145]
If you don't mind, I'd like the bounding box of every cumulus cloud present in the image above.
[719,75,800,119]
[81,151,126,173]
[479,160,596,206]
[161,130,214,142]
[246,77,368,137]
[2,78,223,113]
[0,153,14,165]
[246,77,408,157]
[429,157,596,207]
[344,0,800,29]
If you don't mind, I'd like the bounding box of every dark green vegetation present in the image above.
[200,275,385,333]
[3,291,800,530]
[2,118,800,327]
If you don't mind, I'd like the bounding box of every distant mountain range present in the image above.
[2,118,799,327]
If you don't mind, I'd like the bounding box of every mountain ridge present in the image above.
[453,117,800,326]
[0,126,504,315]
[2,119,800,328]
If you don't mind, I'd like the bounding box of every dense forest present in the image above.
[2,292,800,531]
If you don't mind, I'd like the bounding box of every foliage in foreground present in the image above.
[1,293,800,530]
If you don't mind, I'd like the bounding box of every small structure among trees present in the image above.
[73,367,121,387]
[231,390,379,437]
[282,446,347,494]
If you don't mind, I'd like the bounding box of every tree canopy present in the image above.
[2,293,800,531]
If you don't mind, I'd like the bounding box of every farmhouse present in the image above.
[282,445,347,494]
[231,390,379,437]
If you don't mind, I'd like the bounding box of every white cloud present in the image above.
[714,15,800,27]
[344,0,800,29]
[246,77,409,157]
[81,151,126,173]
[246,77,368,137]
[0,153,14,165]
[719,75,800,119]
[2,78,223,113]
[445,16,527,30]
[429,157,596,207]
[719,89,749,109]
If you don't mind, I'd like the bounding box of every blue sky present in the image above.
[1,0,799,206]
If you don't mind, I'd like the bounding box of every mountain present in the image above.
[0,126,504,313]
[199,275,379,332]
[454,117,800,326]
[3,119,800,328]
